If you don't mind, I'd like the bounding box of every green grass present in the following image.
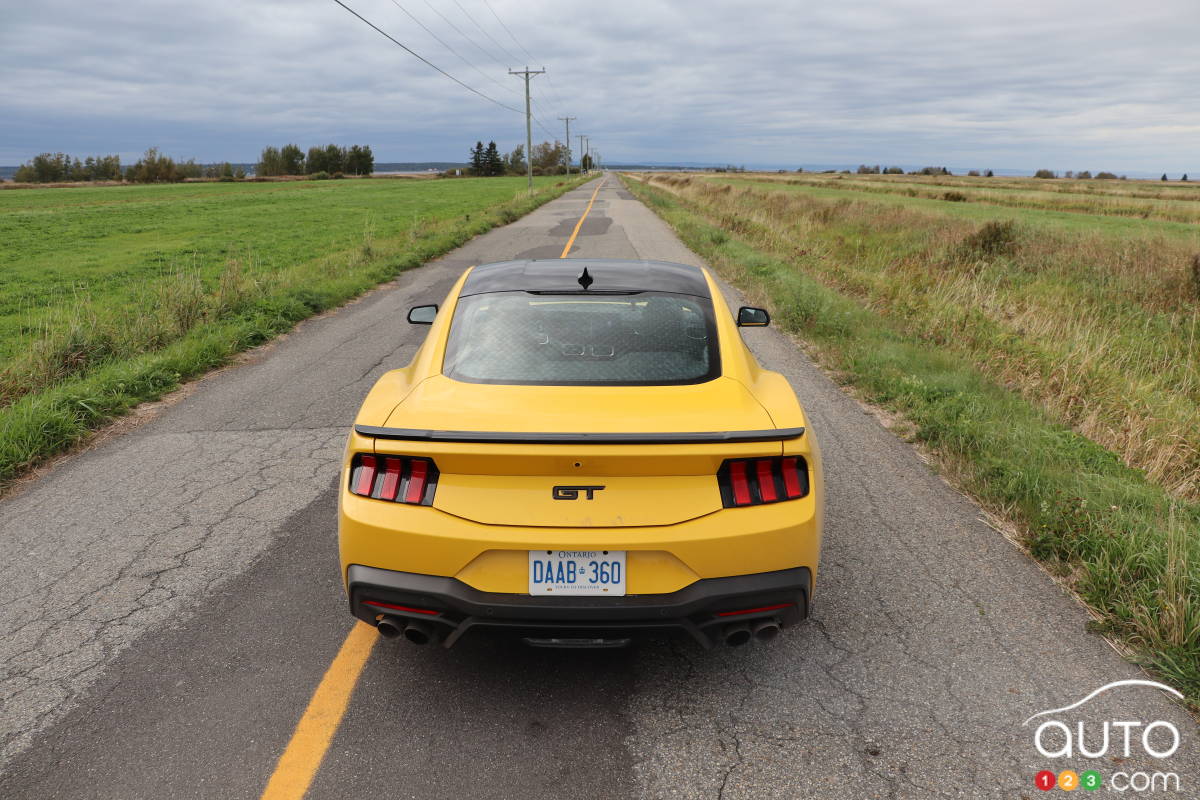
[0,175,591,484]
[625,172,1200,707]
[0,176,571,362]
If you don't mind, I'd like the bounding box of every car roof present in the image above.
[459,258,711,298]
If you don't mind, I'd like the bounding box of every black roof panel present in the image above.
[460,258,711,297]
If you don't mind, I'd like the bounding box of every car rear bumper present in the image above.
[347,564,811,648]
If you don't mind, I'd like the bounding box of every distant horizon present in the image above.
[0,158,1189,182]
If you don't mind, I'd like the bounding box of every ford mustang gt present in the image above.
[338,258,822,649]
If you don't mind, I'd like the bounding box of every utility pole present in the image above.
[558,116,575,175]
[509,66,545,192]
[577,135,586,174]
[583,136,590,174]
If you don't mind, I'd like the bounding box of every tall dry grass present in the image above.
[645,174,1200,499]
[628,173,1200,700]
[739,173,1200,225]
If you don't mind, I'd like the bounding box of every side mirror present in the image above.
[736,306,770,327]
[407,304,438,324]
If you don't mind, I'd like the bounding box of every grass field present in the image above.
[624,171,1200,705]
[733,172,1200,226]
[0,174,588,484]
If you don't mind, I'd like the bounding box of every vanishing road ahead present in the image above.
[2,177,1196,799]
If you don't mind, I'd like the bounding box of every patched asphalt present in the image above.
[1,177,1196,799]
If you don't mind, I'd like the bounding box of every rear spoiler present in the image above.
[353,425,805,445]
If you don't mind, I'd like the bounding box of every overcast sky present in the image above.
[3,0,1197,172]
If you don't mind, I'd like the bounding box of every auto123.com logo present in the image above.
[1024,680,1185,793]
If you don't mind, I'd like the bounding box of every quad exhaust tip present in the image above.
[722,618,782,647]
[376,616,438,645]
[752,619,781,642]
[723,622,752,647]
[403,619,434,645]
[376,616,404,639]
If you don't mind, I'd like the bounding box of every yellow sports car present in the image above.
[339,258,822,649]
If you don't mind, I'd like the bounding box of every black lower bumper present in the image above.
[346,564,810,648]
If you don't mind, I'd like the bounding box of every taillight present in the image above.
[718,456,809,507]
[349,453,438,505]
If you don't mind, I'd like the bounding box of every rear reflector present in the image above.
[363,599,441,615]
[349,453,438,505]
[717,456,809,507]
[715,602,795,617]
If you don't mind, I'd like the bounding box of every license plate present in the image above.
[528,550,626,596]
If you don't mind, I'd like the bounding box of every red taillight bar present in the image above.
[349,453,438,505]
[715,602,795,617]
[755,459,778,502]
[729,459,751,506]
[781,456,803,498]
[353,454,377,496]
[404,459,428,504]
[378,457,402,501]
[718,456,809,508]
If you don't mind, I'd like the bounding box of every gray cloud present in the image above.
[2,0,1197,171]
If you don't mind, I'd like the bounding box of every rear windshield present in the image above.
[441,292,720,385]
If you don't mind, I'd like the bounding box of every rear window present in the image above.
[441,292,720,385]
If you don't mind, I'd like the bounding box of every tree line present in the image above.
[12,148,244,183]
[11,142,376,184]
[256,143,374,177]
[465,139,574,176]
[1034,169,1137,180]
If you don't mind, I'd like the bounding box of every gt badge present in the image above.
[552,485,606,500]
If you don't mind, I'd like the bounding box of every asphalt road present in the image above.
[1,176,1196,799]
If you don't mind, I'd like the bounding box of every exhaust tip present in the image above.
[376,617,404,639]
[403,620,434,645]
[723,622,752,647]
[753,619,781,642]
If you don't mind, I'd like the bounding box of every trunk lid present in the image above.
[369,376,783,527]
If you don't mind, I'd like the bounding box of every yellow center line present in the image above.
[261,178,605,799]
[559,176,607,258]
[260,621,377,800]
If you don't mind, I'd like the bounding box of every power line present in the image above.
[426,0,561,126]
[479,0,568,114]
[386,0,518,98]
[481,0,535,63]
[330,0,523,114]
[453,0,522,66]
[477,0,566,118]
[422,0,558,129]
[424,0,506,70]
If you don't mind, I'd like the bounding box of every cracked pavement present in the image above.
[1,178,1196,798]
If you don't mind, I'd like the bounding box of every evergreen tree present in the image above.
[1183,174,1189,182]
[361,145,375,175]
[484,141,503,176]
[257,146,283,177]
[469,141,485,175]
[280,144,305,175]
[1162,173,1168,181]
[323,144,345,174]
[306,145,326,174]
